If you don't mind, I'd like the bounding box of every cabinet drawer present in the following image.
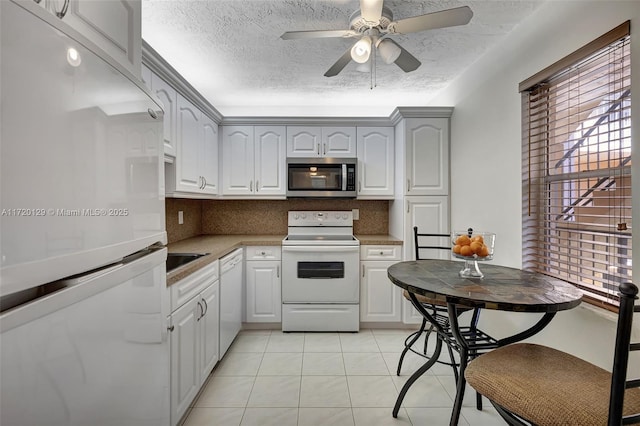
[170,260,219,312]
[246,246,282,261]
[360,245,402,261]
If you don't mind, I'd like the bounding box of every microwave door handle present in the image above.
[342,164,347,191]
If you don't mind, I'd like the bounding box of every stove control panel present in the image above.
[288,211,353,227]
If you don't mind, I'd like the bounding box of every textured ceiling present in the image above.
[141,0,543,117]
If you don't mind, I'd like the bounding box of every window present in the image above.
[521,22,631,310]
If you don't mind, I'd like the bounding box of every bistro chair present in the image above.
[465,281,640,425]
[394,227,489,414]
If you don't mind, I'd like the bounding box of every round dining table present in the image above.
[387,259,584,426]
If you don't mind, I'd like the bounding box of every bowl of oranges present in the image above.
[451,229,495,278]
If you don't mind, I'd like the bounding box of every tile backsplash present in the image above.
[166,198,389,243]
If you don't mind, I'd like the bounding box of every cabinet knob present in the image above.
[167,325,175,332]
[379,251,384,255]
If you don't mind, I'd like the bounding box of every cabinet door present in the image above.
[151,73,178,157]
[254,126,285,195]
[222,126,254,195]
[405,118,449,196]
[170,297,200,426]
[402,196,450,323]
[62,0,141,78]
[176,95,202,192]
[246,260,281,322]
[360,260,402,322]
[199,282,219,380]
[322,127,357,157]
[356,127,394,198]
[201,115,219,195]
[286,126,321,157]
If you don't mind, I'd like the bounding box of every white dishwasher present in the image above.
[219,248,243,358]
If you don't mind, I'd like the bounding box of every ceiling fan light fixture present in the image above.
[377,39,401,64]
[351,36,372,63]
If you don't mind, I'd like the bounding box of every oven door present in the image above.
[281,245,359,303]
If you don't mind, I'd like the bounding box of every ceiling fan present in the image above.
[281,0,473,78]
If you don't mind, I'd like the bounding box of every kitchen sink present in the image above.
[166,253,209,272]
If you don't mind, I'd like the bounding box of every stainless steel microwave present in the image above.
[286,157,357,198]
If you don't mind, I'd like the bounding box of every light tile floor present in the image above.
[182,329,503,426]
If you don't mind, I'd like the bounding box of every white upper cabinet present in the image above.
[356,127,394,199]
[222,126,254,195]
[201,115,219,194]
[286,126,321,157]
[42,0,142,78]
[176,95,201,193]
[173,94,218,195]
[222,126,285,197]
[321,127,357,157]
[254,126,286,195]
[150,72,178,157]
[404,118,449,195]
[287,126,356,158]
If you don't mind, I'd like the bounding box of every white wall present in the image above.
[429,0,640,370]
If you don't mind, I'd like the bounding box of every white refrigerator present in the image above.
[0,1,170,425]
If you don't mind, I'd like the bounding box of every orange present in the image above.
[471,235,484,244]
[470,241,483,254]
[460,245,473,257]
[453,244,462,254]
[455,235,471,246]
[478,245,490,257]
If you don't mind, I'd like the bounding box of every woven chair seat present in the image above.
[465,343,640,425]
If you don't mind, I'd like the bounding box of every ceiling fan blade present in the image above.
[360,0,384,24]
[386,39,421,72]
[281,29,358,40]
[388,6,473,34]
[324,48,353,77]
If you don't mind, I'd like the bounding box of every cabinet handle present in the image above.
[317,143,320,156]
[362,264,365,277]
[407,202,410,213]
[196,301,204,321]
[256,180,259,192]
[203,177,207,189]
[250,180,253,192]
[359,181,362,192]
[167,325,175,332]
[407,179,410,193]
[147,108,158,120]
[277,265,280,278]
[33,0,42,3]
[202,298,208,316]
[55,0,69,18]
[323,143,326,156]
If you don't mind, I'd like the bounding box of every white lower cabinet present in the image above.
[169,261,219,426]
[360,245,402,322]
[245,246,281,323]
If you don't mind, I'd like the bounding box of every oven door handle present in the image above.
[282,246,359,253]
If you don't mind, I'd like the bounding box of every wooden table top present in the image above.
[388,260,583,313]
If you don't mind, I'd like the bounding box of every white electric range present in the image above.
[281,211,360,332]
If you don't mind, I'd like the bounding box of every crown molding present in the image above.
[389,106,454,125]
[142,41,224,124]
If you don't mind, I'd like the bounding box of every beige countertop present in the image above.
[166,234,403,286]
